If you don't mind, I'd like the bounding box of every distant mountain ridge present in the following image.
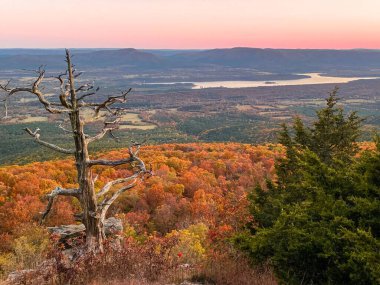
[1,47,380,73]
[171,47,380,71]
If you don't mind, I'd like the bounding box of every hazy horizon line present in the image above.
[1,47,380,51]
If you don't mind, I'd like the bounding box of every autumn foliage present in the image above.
[0,143,280,283]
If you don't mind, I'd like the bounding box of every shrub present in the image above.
[0,224,50,277]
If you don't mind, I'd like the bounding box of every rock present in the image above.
[103,217,123,234]
[48,223,85,240]
[48,217,123,243]
[5,259,56,285]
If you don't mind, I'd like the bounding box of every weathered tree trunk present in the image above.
[66,52,104,252]
[70,110,104,252]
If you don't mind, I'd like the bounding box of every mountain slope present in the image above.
[1,47,380,73]
[170,47,380,71]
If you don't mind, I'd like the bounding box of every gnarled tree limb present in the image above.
[98,179,138,218]
[40,186,81,224]
[24,127,75,154]
[92,88,132,117]
[96,174,139,198]
[0,68,69,114]
[86,117,121,144]
[77,86,100,101]
[96,143,151,211]
[87,157,134,167]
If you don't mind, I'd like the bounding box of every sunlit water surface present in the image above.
[145,73,379,89]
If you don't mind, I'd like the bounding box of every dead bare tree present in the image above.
[0,49,151,252]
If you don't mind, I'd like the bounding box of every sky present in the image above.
[1,0,380,49]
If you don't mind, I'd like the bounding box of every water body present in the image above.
[144,73,379,89]
[191,73,379,89]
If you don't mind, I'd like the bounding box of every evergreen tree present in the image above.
[236,89,380,285]
[280,87,363,165]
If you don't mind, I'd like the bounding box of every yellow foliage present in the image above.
[167,223,208,264]
[0,224,50,276]
[0,253,16,276]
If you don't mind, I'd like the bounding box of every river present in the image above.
[189,73,379,89]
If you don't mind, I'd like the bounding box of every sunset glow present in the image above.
[1,0,380,49]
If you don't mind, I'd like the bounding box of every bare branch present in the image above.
[88,144,149,168]
[65,49,77,107]
[76,83,93,93]
[74,71,83,79]
[109,131,120,142]
[0,70,70,114]
[77,87,99,102]
[96,144,153,217]
[92,88,132,117]
[86,117,121,144]
[24,127,75,154]
[87,157,133,167]
[98,179,146,222]
[98,179,138,214]
[54,70,72,109]
[96,174,139,198]
[77,92,96,101]
[40,186,81,224]
[58,119,72,134]
[86,128,113,144]
[95,143,151,198]
[54,71,67,89]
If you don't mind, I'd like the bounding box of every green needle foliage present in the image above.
[236,88,380,285]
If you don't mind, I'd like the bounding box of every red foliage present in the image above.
[0,143,280,241]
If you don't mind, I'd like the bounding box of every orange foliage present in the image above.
[0,143,280,241]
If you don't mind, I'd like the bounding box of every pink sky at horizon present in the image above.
[1,0,380,49]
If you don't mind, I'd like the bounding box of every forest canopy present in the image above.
[0,89,379,284]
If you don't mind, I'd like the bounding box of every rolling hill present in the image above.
[1,47,380,74]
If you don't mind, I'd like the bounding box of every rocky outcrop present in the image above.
[48,217,123,242]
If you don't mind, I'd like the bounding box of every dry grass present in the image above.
[5,236,277,285]
[191,252,277,285]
